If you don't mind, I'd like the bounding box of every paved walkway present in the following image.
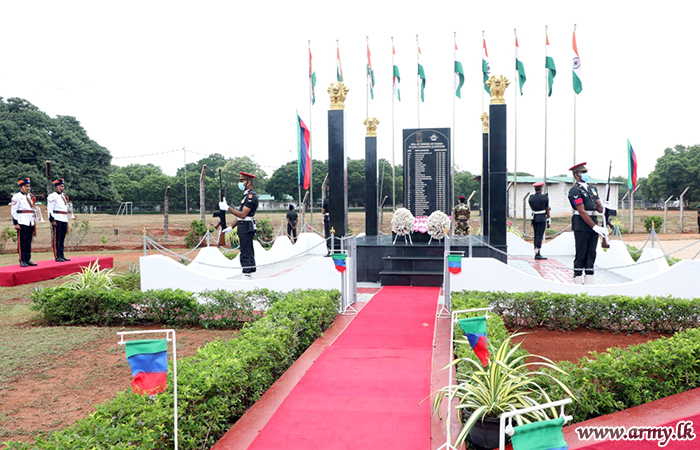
[508,256,631,285]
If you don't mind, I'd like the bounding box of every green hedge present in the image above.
[454,290,700,334]
[30,287,286,329]
[6,289,339,450]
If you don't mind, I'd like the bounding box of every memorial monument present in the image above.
[402,128,452,217]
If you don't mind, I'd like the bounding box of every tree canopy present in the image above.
[647,144,700,203]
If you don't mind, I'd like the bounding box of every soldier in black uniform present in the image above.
[322,186,331,256]
[528,181,550,260]
[219,171,259,277]
[568,162,609,284]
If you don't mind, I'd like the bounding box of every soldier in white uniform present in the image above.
[11,178,37,267]
[47,178,71,262]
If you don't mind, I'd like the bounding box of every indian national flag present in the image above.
[336,44,343,82]
[545,33,556,97]
[367,43,375,99]
[515,35,526,95]
[125,339,168,396]
[417,43,426,102]
[572,30,582,94]
[309,47,316,105]
[393,44,401,101]
[482,37,491,96]
[454,41,465,99]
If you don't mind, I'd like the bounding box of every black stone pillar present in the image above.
[481,131,489,238]
[328,110,348,238]
[365,136,378,235]
[488,103,507,248]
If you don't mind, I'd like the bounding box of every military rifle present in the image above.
[212,169,227,247]
[601,161,616,248]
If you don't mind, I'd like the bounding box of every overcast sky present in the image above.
[2,1,697,185]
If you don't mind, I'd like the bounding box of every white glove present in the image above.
[218,198,229,211]
[546,218,551,226]
[592,225,609,236]
[222,226,232,234]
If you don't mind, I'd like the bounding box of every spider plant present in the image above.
[61,260,115,290]
[433,332,574,446]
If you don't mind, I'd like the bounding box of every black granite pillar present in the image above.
[365,136,378,235]
[481,131,489,238]
[488,103,507,247]
[328,110,348,237]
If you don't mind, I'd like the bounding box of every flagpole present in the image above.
[573,24,577,167]
[452,32,457,232]
[416,34,420,127]
[544,26,548,195]
[392,37,396,211]
[514,29,518,222]
[308,40,314,231]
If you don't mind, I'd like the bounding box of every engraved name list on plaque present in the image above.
[402,128,451,218]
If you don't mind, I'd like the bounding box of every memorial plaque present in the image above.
[403,128,451,217]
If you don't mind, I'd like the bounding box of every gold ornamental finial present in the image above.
[486,75,509,105]
[363,117,380,137]
[328,82,349,110]
[330,227,336,236]
[480,112,489,133]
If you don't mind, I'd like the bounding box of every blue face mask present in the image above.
[580,173,590,183]
[238,182,246,191]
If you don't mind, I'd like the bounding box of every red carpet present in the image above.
[247,286,440,450]
[0,257,114,287]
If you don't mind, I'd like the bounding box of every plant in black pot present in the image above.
[432,333,574,450]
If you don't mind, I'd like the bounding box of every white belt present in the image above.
[531,210,546,214]
[324,213,329,216]
[239,216,255,221]
[573,211,596,216]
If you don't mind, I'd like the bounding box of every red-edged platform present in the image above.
[0,257,114,287]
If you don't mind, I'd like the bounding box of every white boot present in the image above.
[574,276,584,285]
[585,275,595,285]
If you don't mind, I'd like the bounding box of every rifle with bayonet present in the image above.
[212,169,228,247]
[601,161,617,248]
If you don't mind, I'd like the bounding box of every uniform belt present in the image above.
[531,210,546,214]
[239,216,255,222]
[18,210,34,214]
[573,211,596,216]
[324,213,329,216]
[54,211,68,214]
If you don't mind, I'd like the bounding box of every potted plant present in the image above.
[433,333,574,449]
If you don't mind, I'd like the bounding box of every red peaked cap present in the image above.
[532,181,544,187]
[238,171,256,179]
[569,162,587,172]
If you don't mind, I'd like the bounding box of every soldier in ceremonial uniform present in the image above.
[10,178,37,267]
[219,172,259,277]
[47,178,71,262]
[528,182,550,260]
[568,162,609,284]
[453,195,471,235]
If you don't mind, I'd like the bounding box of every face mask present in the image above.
[580,173,590,183]
[238,182,246,191]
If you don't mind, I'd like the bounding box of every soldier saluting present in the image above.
[219,171,259,277]
[568,162,609,284]
[11,178,37,267]
[47,178,71,262]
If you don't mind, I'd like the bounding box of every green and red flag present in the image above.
[573,29,582,94]
[515,34,526,95]
[125,339,168,396]
[297,114,311,190]
[332,253,347,273]
[627,139,638,191]
[482,36,491,96]
[447,254,462,274]
[458,316,490,366]
[545,33,557,97]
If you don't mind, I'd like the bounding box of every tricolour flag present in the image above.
[510,417,569,450]
[336,43,343,82]
[482,37,491,96]
[627,139,638,191]
[515,35,526,95]
[447,254,462,274]
[392,43,401,101]
[545,33,557,97]
[297,114,311,190]
[417,43,426,102]
[572,30,582,94]
[125,339,168,396]
[454,41,465,99]
[309,46,317,105]
[367,43,375,99]
[458,316,490,366]
[332,253,346,273]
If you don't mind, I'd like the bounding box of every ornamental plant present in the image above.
[61,260,115,290]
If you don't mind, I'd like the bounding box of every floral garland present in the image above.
[426,210,451,240]
[391,208,415,236]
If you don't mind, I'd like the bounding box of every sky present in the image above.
[2,0,698,186]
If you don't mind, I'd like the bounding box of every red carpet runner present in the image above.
[247,286,440,450]
[0,257,114,287]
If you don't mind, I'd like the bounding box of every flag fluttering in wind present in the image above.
[417,41,426,102]
[392,43,401,101]
[297,114,311,190]
[458,317,490,366]
[309,46,316,105]
[515,35,527,95]
[367,42,375,99]
[510,417,569,450]
[573,29,582,94]
[627,139,638,191]
[125,339,168,396]
[447,254,462,274]
[454,41,464,99]
[545,33,557,97]
[336,42,343,82]
[332,253,346,273]
[482,37,491,96]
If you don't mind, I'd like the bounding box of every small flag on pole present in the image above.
[392,42,401,101]
[627,139,638,191]
[336,41,343,82]
[454,40,464,99]
[309,45,317,105]
[510,417,569,450]
[417,40,426,102]
[297,114,311,190]
[447,254,462,274]
[545,32,557,97]
[573,28,582,94]
[482,36,491,96]
[367,42,375,100]
[125,339,168,396]
[332,253,347,273]
[458,317,490,366]
[515,34,527,95]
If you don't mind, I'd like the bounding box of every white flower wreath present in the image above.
[427,210,451,241]
[391,208,415,236]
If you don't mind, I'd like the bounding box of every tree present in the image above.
[377,159,403,208]
[454,170,480,206]
[647,144,700,204]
